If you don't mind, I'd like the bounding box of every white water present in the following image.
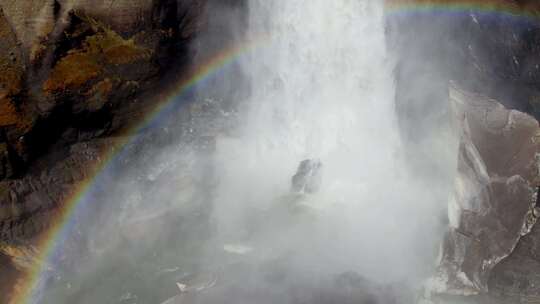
[35,2,452,302]
[211,0,445,283]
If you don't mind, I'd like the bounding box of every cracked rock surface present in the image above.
[427,85,540,303]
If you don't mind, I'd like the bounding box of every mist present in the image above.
[36,1,458,303]
[211,0,449,282]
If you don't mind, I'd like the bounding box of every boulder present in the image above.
[428,85,540,299]
[291,159,323,194]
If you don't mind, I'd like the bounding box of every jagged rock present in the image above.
[291,159,322,194]
[428,85,540,299]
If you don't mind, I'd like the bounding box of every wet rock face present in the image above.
[291,159,323,194]
[387,2,540,302]
[430,85,540,299]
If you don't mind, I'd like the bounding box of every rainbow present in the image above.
[10,35,267,304]
[11,1,540,303]
[385,0,540,22]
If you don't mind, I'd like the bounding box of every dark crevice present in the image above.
[535,186,540,208]
[53,0,61,20]
[49,12,95,68]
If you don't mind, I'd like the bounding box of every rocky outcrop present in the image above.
[0,0,213,302]
[0,0,205,177]
[425,85,540,301]
[291,159,323,194]
[0,0,206,241]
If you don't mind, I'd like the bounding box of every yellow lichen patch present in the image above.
[104,43,151,65]
[43,51,102,93]
[86,30,151,65]
[0,243,39,271]
[43,22,151,94]
[76,12,151,64]
[0,98,19,127]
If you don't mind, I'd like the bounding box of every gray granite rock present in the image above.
[291,159,323,194]
[427,85,540,300]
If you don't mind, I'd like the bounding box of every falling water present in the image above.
[211,0,445,285]
[37,1,452,303]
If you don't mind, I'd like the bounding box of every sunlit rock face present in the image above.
[428,85,540,301]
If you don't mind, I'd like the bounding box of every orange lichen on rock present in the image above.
[43,21,151,94]
[0,67,22,97]
[104,43,151,65]
[43,51,101,93]
[86,30,152,65]
[0,98,19,127]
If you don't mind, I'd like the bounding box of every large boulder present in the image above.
[291,159,323,194]
[426,85,540,301]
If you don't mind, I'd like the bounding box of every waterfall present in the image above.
[211,0,444,284]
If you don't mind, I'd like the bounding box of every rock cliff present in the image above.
[0,0,209,301]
